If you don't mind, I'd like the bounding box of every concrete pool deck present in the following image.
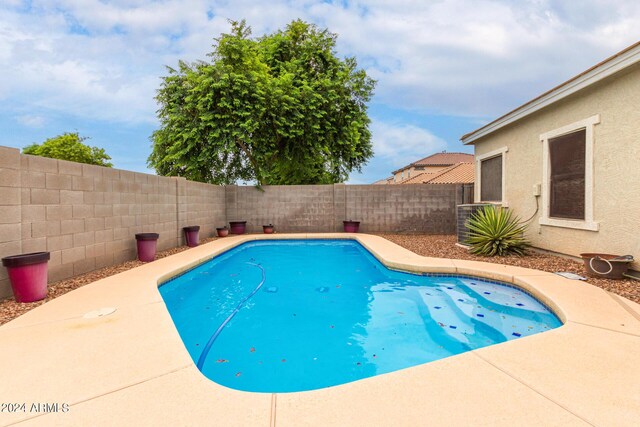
[0,233,639,426]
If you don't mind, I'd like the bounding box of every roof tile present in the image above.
[402,162,475,184]
[413,152,474,166]
[392,152,474,173]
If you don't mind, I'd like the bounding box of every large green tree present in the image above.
[149,19,375,185]
[23,132,113,167]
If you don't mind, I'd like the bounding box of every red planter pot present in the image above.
[135,233,159,262]
[263,224,275,234]
[183,226,200,247]
[229,221,247,235]
[343,220,360,233]
[216,227,229,237]
[2,252,50,303]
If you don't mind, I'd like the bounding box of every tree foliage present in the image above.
[23,132,113,167]
[149,19,376,185]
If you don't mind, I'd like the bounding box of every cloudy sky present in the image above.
[1,1,638,183]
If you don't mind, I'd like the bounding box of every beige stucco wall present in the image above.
[472,62,640,270]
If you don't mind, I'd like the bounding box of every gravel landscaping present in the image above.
[379,234,640,304]
[1,234,638,326]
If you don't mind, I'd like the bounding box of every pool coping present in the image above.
[0,233,638,426]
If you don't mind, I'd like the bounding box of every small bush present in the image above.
[23,133,112,167]
[466,205,529,256]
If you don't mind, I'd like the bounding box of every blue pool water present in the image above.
[159,240,562,393]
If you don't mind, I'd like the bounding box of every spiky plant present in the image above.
[466,205,529,256]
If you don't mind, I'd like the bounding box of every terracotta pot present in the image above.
[263,224,275,234]
[229,221,247,235]
[216,227,229,237]
[580,253,634,279]
[183,225,200,247]
[135,233,159,262]
[1,252,50,303]
[343,220,360,233]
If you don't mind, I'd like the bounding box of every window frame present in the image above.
[475,146,508,206]
[539,115,600,231]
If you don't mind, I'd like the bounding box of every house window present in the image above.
[480,155,502,202]
[475,146,508,204]
[548,129,585,219]
[414,166,425,171]
[540,115,599,231]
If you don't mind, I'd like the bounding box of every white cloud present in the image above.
[16,114,45,128]
[1,0,639,131]
[315,0,640,116]
[1,0,637,181]
[345,120,449,183]
[371,121,447,169]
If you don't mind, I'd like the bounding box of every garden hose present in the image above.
[588,255,634,276]
[589,256,613,275]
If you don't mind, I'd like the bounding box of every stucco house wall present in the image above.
[471,61,640,270]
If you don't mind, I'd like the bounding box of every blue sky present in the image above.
[1,1,638,183]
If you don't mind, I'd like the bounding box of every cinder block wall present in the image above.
[232,185,337,233]
[0,147,228,299]
[227,183,466,234]
[183,180,226,239]
[346,184,463,233]
[19,154,189,285]
[0,147,22,300]
[0,145,469,299]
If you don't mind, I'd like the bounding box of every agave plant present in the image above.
[466,205,529,256]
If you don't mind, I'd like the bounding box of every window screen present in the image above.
[480,155,502,201]
[549,129,585,219]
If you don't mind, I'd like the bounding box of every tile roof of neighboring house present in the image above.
[426,162,475,184]
[413,152,474,166]
[402,162,475,185]
[372,177,394,185]
[392,152,474,174]
[399,172,435,184]
[461,41,640,144]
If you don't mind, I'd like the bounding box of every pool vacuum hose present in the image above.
[197,262,266,370]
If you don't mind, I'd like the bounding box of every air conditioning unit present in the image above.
[456,204,492,245]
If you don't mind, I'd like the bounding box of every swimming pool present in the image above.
[159,239,562,393]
